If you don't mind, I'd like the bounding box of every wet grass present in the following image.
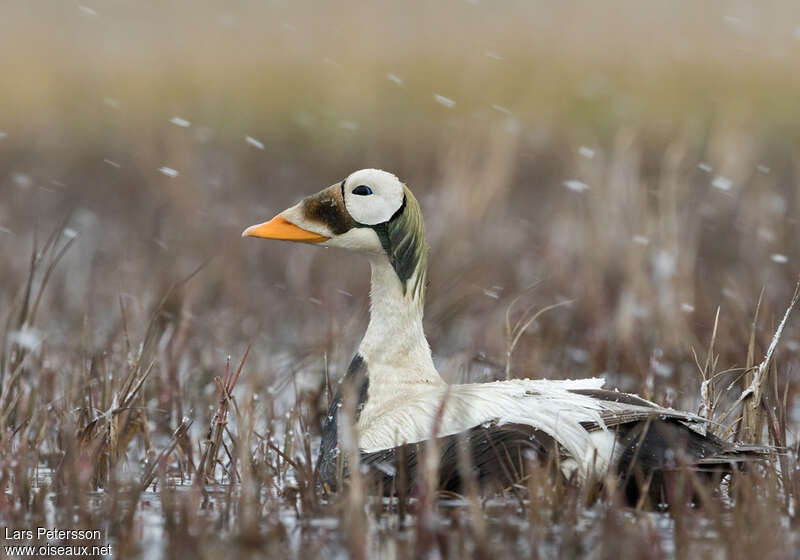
[2,1,800,558]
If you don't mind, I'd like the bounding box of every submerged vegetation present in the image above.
[2,1,800,558]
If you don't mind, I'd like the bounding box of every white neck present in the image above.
[357,255,442,385]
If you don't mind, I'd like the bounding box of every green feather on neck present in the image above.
[373,185,428,302]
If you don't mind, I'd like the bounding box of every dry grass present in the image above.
[1,1,800,558]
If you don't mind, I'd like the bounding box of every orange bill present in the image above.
[242,216,329,243]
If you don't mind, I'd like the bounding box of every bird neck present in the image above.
[356,254,442,385]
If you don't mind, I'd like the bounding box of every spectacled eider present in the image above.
[243,168,768,504]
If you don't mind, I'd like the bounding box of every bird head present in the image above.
[243,169,428,297]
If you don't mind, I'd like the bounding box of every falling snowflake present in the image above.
[490,104,511,115]
[563,180,589,192]
[338,120,359,131]
[386,73,404,85]
[245,136,264,149]
[169,116,191,128]
[483,287,500,299]
[711,175,732,191]
[12,173,32,188]
[433,94,455,108]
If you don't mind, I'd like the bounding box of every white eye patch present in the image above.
[343,169,405,226]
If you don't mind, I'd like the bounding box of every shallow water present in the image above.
[3,469,727,560]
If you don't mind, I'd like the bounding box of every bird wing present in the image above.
[357,378,715,478]
[567,388,706,430]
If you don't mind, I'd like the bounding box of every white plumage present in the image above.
[358,378,608,474]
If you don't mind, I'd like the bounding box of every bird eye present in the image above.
[352,185,373,196]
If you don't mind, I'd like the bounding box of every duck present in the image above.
[243,168,766,504]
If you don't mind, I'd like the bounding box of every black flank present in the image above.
[357,418,765,506]
[613,419,736,506]
[317,354,369,488]
[360,423,556,494]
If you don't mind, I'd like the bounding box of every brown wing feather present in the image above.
[570,388,706,430]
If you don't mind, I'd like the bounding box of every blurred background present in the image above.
[2,0,800,424]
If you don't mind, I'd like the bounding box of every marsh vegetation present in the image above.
[1,1,800,558]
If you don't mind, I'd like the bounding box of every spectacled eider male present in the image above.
[243,168,767,504]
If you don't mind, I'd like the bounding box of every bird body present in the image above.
[244,168,766,501]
